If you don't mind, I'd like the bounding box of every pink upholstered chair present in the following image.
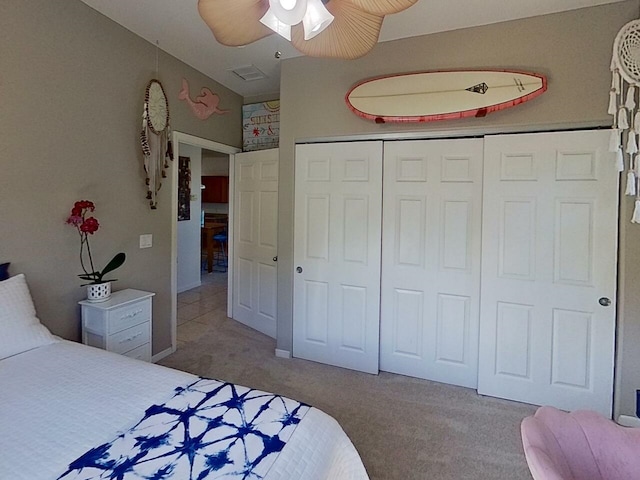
[521,406,640,480]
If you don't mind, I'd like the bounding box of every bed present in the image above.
[0,274,369,480]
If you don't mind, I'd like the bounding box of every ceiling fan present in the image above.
[198,0,419,59]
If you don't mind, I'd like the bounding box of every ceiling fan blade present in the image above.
[198,0,273,46]
[342,0,419,16]
[290,1,383,59]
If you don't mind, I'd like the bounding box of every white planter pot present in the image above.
[86,282,111,302]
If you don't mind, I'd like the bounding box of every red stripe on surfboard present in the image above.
[345,69,547,123]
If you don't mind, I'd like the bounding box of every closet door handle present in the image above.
[273,256,278,262]
[296,266,303,273]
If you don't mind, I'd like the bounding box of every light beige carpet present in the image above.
[160,275,535,480]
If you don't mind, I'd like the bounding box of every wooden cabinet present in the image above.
[80,289,154,362]
[201,176,229,203]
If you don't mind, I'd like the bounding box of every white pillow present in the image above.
[0,274,57,360]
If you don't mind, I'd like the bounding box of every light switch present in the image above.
[139,234,153,249]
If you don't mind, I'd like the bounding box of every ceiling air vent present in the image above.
[230,65,266,82]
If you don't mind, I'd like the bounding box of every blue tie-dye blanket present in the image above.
[57,378,310,480]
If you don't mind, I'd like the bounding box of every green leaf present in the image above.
[99,252,126,279]
[78,274,98,280]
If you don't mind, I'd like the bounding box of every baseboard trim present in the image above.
[152,346,175,363]
[177,281,201,294]
[275,349,291,359]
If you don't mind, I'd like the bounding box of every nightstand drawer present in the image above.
[109,323,150,355]
[107,301,151,334]
[122,342,151,362]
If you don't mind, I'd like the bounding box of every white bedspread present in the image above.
[0,341,368,480]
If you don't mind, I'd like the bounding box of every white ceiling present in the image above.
[80,0,625,98]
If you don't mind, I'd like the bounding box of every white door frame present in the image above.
[170,132,241,354]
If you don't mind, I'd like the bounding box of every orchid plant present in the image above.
[66,200,126,285]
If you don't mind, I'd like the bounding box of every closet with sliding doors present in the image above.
[292,130,618,416]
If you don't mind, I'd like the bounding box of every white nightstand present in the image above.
[80,289,155,362]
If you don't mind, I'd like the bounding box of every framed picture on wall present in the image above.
[242,100,280,152]
[178,156,191,221]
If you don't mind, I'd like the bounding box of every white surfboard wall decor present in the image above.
[345,70,547,123]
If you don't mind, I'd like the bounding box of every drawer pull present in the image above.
[119,309,143,321]
[119,332,142,344]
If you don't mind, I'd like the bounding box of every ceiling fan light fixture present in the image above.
[302,0,334,40]
[269,0,307,25]
[199,0,419,58]
[259,8,292,40]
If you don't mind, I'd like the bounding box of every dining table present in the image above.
[201,222,226,273]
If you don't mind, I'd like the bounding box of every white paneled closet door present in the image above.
[478,130,618,416]
[233,149,279,338]
[380,139,484,388]
[293,141,383,374]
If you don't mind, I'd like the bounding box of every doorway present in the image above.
[200,149,230,285]
[170,132,240,353]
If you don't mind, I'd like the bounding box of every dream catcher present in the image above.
[198,0,419,59]
[610,19,640,223]
[141,79,173,209]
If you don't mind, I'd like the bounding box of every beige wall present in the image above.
[243,94,280,105]
[277,1,640,416]
[0,0,242,355]
[202,152,230,176]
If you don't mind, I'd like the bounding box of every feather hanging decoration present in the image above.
[627,154,638,196]
[612,69,621,93]
[609,128,620,152]
[609,70,620,116]
[609,90,619,116]
[626,129,638,154]
[626,171,637,196]
[616,147,625,172]
[611,20,640,224]
[626,85,637,109]
[619,107,630,129]
[140,79,172,209]
[628,86,638,154]
[632,199,640,223]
